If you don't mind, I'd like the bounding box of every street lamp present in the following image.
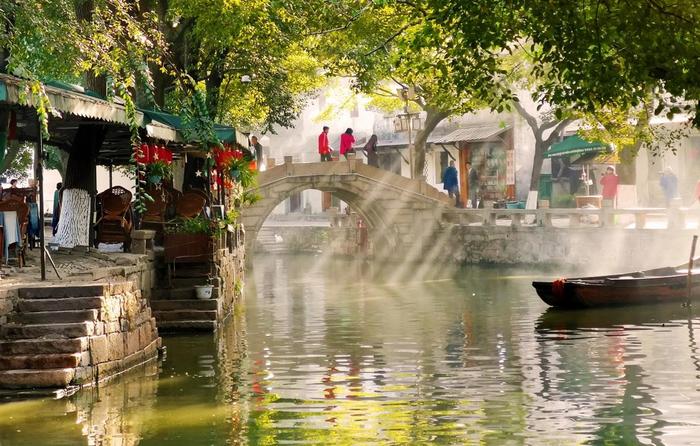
[397,87,419,178]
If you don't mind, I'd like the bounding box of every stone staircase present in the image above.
[256,226,287,254]
[149,287,221,332]
[0,283,161,390]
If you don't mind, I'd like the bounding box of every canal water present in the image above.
[2,253,700,445]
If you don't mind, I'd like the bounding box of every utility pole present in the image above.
[398,86,417,179]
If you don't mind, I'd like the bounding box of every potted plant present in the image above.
[146,159,173,185]
[194,277,214,299]
[163,215,217,263]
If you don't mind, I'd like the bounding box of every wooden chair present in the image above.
[175,190,207,218]
[0,199,29,267]
[140,184,171,243]
[94,186,133,251]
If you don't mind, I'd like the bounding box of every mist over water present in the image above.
[2,254,700,444]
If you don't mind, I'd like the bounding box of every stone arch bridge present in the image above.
[241,158,452,260]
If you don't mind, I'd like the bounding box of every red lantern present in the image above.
[135,143,150,164]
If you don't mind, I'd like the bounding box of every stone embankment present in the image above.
[0,282,160,390]
[149,234,245,331]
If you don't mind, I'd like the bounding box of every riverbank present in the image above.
[0,226,246,391]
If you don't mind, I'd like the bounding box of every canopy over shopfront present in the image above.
[545,135,610,158]
[0,74,243,165]
[433,124,510,144]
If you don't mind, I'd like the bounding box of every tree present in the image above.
[161,0,326,133]
[421,0,700,123]
[1,0,168,247]
[308,1,484,178]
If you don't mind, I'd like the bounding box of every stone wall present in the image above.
[0,282,161,389]
[77,283,161,386]
[215,239,246,320]
[441,225,700,272]
[0,288,15,327]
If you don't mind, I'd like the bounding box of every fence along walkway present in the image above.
[442,206,700,229]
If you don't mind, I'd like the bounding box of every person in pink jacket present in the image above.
[339,128,355,159]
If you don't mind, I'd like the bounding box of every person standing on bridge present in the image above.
[600,165,619,208]
[318,126,333,162]
[659,166,678,207]
[340,128,355,160]
[250,135,263,167]
[363,134,379,167]
[443,160,460,207]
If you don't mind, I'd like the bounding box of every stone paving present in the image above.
[0,242,150,288]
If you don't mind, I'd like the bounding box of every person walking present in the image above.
[52,182,62,236]
[318,126,333,162]
[340,128,355,160]
[442,160,460,207]
[600,165,619,207]
[659,166,678,207]
[363,134,379,167]
[467,162,479,208]
[250,135,263,166]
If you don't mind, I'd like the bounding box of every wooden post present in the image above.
[687,235,698,305]
[36,123,46,281]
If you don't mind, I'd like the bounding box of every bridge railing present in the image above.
[443,206,700,229]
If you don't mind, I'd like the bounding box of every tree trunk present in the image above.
[412,107,449,179]
[55,125,105,247]
[529,140,547,192]
[55,189,92,247]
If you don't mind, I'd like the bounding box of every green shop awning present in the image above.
[545,135,610,158]
[141,109,239,144]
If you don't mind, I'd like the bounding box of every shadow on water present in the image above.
[536,303,697,332]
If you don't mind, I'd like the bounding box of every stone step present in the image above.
[0,368,75,389]
[150,299,219,311]
[156,320,217,332]
[170,277,211,288]
[18,297,103,313]
[1,322,94,339]
[0,337,87,355]
[18,282,133,299]
[151,287,196,300]
[153,309,218,322]
[11,309,98,325]
[0,353,81,371]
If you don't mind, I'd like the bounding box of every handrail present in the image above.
[443,206,700,229]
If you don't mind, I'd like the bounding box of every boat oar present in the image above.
[687,235,698,306]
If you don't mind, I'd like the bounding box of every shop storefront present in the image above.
[434,124,513,207]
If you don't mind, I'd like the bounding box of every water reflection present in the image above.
[4,255,700,444]
[0,359,159,446]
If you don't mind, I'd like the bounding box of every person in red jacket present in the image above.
[599,165,619,207]
[318,126,333,162]
[339,128,355,159]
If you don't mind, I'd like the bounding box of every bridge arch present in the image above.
[241,159,451,258]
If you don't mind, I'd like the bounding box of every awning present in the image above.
[433,124,510,144]
[545,135,610,158]
[141,109,240,144]
[0,73,145,126]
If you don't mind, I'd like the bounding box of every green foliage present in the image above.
[43,146,66,176]
[552,194,576,209]
[145,160,172,182]
[167,0,326,133]
[421,0,700,122]
[0,142,32,180]
[167,215,217,235]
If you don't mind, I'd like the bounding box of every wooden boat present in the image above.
[532,264,700,308]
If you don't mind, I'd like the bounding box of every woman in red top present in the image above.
[599,165,619,207]
[339,128,355,159]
